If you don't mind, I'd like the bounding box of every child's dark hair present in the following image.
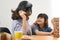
[37,13,48,28]
[11,1,32,20]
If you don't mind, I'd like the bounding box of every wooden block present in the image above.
[52,18,59,38]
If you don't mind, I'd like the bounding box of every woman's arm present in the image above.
[19,10,27,30]
[22,19,27,31]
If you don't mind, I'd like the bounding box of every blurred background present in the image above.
[0,0,60,35]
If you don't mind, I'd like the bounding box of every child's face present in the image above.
[37,17,45,25]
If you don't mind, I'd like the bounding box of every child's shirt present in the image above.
[32,25,52,35]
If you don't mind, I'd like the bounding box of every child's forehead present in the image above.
[37,17,44,18]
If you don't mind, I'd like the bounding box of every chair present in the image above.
[0,27,11,34]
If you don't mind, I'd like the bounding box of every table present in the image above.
[31,35,58,40]
[12,35,59,40]
[0,33,59,40]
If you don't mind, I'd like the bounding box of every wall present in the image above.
[0,0,59,31]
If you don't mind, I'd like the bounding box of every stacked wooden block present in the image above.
[52,18,59,38]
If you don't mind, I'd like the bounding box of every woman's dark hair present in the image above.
[37,13,48,28]
[11,1,32,20]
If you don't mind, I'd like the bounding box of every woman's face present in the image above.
[26,11,32,16]
[37,17,45,25]
[19,10,32,16]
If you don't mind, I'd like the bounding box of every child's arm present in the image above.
[32,25,53,35]
[35,30,53,35]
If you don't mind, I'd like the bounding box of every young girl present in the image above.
[32,13,53,35]
[11,1,32,35]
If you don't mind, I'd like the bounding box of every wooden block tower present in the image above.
[52,18,59,38]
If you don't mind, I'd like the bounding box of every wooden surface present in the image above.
[12,35,59,40]
[31,35,58,40]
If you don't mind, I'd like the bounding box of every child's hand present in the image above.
[47,32,53,35]
[19,10,27,20]
[32,20,37,26]
[50,29,54,35]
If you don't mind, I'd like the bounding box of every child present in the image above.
[32,13,53,35]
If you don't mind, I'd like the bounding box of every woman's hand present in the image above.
[19,10,27,20]
[19,10,27,31]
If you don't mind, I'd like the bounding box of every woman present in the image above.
[11,1,32,35]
